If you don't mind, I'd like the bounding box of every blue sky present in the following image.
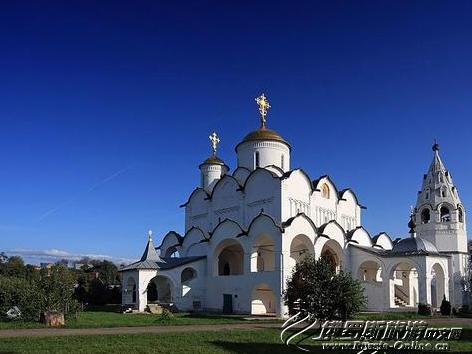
[1,1,471,264]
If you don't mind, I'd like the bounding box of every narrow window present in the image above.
[459,208,464,223]
[441,188,447,198]
[321,183,330,199]
[281,154,285,169]
[255,152,260,168]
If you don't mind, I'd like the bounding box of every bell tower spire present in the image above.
[415,143,466,245]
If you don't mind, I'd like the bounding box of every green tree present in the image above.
[284,255,366,321]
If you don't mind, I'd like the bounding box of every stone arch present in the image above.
[320,239,343,272]
[421,207,431,224]
[289,234,315,263]
[181,267,197,297]
[214,239,244,276]
[431,263,446,309]
[251,233,275,272]
[147,275,174,303]
[440,206,451,222]
[358,260,383,283]
[251,283,276,316]
[388,261,420,308]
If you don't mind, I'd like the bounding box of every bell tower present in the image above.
[414,142,468,306]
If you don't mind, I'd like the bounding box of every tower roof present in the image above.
[416,142,462,209]
[140,231,162,262]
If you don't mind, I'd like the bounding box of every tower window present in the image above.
[441,188,447,198]
[255,152,260,168]
[459,208,464,223]
[281,154,285,169]
[421,209,430,224]
[440,206,451,222]
[321,183,330,199]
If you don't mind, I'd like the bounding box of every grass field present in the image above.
[0,328,471,353]
[0,311,266,330]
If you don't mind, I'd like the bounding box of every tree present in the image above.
[284,255,366,321]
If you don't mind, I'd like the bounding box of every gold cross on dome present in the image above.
[255,93,271,128]
[209,132,220,155]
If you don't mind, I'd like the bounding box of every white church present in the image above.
[120,94,469,317]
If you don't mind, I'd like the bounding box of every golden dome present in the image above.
[238,127,290,148]
[199,155,225,167]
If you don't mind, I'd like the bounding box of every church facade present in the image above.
[120,94,469,317]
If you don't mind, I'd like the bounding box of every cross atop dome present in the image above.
[209,132,220,156]
[255,93,271,128]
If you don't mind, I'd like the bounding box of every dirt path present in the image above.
[0,323,280,338]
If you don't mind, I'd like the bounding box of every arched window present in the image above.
[321,183,330,199]
[458,208,464,223]
[181,268,197,283]
[421,209,430,224]
[440,206,451,222]
[255,152,260,168]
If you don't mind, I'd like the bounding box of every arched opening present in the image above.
[147,275,173,303]
[251,283,276,316]
[181,267,197,297]
[321,183,330,199]
[441,187,447,197]
[165,246,180,258]
[147,281,158,303]
[215,240,244,276]
[440,206,451,222]
[125,277,137,304]
[358,260,383,283]
[431,263,446,309]
[458,208,464,223]
[421,208,431,224]
[289,234,314,264]
[320,240,343,273]
[251,234,275,272]
[390,262,419,308]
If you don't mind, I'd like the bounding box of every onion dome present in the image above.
[199,154,226,168]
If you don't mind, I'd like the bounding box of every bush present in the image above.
[284,255,366,321]
[0,276,41,321]
[440,295,451,316]
[418,303,432,316]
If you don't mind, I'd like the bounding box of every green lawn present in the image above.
[0,311,277,330]
[0,329,471,353]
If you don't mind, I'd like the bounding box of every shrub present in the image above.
[284,255,366,321]
[0,276,41,321]
[418,303,432,316]
[440,295,451,316]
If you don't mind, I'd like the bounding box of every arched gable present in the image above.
[313,175,340,203]
[338,189,360,207]
[247,212,283,236]
[317,220,346,249]
[209,218,246,249]
[180,187,209,208]
[347,226,372,247]
[265,165,284,176]
[283,213,317,238]
[181,227,209,257]
[281,169,314,194]
[158,231,183,258]
[372,232,393,250]
[232,166,251,185]
[211,175,242,200]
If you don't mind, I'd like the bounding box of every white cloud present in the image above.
[5,248,135,265]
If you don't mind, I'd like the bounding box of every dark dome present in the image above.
[392,237,438,255]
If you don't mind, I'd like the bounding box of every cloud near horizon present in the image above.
[5,248,136,266]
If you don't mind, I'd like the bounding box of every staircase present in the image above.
[394,286,409,307]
